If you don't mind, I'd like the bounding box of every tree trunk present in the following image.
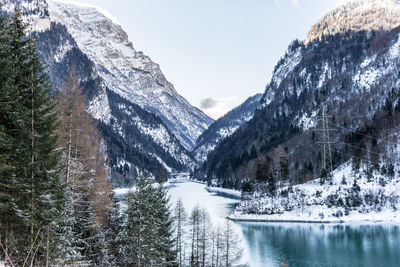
[30,63,35,253]
[66,112,72,183]
[46,226,49,267]
[137,212,142,267]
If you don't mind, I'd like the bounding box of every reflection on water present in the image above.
[167,181,240,226]
[238,222,400,267]
[167,182,400,267]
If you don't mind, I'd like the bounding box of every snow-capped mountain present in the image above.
[47,0,213,151]
[196,0,400,187]
[2,0,212,185]
[193,93,262,163]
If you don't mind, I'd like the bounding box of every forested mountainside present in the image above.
[195,0,400,190]
[193,93,262,163]
[2,0,212,186]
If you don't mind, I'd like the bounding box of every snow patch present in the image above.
[113,186,136,196]
[297,110,317,130]
[389,33,400,59]
[272,48,302,89]
[88,88,111,124]
[353,67,384,91]
[50,0,121,25]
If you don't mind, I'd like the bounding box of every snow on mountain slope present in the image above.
[193,93,262,163]
[2,0,206,184]
[48,0,213,151]
[197,0,400,188]
[1,0,51,31]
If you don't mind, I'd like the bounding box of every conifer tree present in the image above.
[121,178,176,266]
[0,12,22,263]
[105,199,124,266]
[0,9,66,265]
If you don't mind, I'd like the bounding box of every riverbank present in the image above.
[205,186,242,199]
[228,211,400,224]
[229,163,400,224]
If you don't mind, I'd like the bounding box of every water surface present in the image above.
[167,181,400,267]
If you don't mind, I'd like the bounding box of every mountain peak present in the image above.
[306,0,400,44]
[47,0,213,150]
[50,0,121,25]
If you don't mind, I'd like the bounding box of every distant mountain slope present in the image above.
[193,93,262,163]
[47,0,213,151]
[306,0,400,44]
[2,0,211,185]
[196,0,400,188]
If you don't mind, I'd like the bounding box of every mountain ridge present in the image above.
[47,0,213,151]
[193,93,262,163]
[2,0,211,185]
[195,0,400,189]
[306,0,400,44]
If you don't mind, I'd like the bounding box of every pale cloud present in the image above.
[200,98,218,109]
[274,0,301,8]
[291,0,300,8]
[197,96,238,120]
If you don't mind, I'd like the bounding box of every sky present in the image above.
[67,0,342,119]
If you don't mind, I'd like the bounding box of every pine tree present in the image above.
[0,12,22,264]
[121,178,176,266]
[106,199,124,266]
[0,9,66,265]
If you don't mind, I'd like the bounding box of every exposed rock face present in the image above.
[48,0,213,151]
[306,0,400,44]
[3,0,213,185]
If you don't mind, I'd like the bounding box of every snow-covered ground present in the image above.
[230,162,400,223]
[113,186,136,197]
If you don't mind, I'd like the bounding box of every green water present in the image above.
[238,222,400,267]
[166,181,400,267]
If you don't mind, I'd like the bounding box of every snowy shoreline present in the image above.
[227,213,400,224]
[227,163,400,224]
[205,186,242,199]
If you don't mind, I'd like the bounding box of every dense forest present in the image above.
[195,28,400,196]
[0,8,243,266]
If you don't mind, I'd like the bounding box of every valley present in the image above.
[2,0,400,266]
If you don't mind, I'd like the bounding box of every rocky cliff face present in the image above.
[306,0,400,44]
[47,0,213,151]
[3,0,213,185]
